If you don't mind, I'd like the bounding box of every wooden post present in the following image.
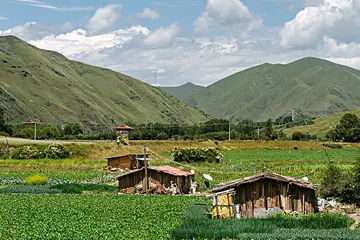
[34,122,37,140]
[144,146,148,192]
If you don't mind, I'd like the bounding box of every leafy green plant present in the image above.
[0,185,60,194]
[0,195,202,239]
[45,144,69,159]
[50,183,116,194]
[11,146,44,159]
[173,147,221,163]
[24,175,48,185]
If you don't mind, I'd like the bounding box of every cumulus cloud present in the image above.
[87,4,122,36]
[280,0,360,48]
[0,22,74,41]
[137,8,161,20]
[193,0,261,34]
[143,24,180,48]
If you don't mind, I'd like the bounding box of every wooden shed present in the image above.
[212,173,316,218]
[105,154,150,169]
[117,166,194,194]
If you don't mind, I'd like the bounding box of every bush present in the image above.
[0,131,9,137]
[173,147,221,163]
[24,175,49,185]
[11,146,44,159]
[45,144,69,159]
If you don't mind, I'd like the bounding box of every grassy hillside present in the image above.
[285,108,360,138]
[187,57,360,120]
[0,36,207,126]
[160,82,205,101]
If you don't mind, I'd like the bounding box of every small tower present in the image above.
[115,125,134,139]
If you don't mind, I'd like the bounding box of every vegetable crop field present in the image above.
[0,195,203,239]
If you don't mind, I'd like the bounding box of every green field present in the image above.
[286,108,360,137]
[0,195,202,239]
[157,148,360,187]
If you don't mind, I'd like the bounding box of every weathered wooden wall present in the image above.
[108,156,132,169]
[118,169,193,193]
[234,180,315,218]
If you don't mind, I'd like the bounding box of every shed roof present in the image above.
[105,154,151,160]
[150,165,194,177]
[212,173,315,192]
[117,165,194,180]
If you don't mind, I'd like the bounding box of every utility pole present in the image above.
[144,146,148,192]
[153,69,158,86]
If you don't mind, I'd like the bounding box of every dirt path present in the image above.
[349,211,360,230]
[0,137,95,145]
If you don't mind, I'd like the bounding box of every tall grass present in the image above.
[171,204,356,240]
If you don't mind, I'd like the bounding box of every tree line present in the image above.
[1,106,359,142]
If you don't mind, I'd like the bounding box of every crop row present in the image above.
[0,195,203,239]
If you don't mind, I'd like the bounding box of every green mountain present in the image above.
[187,57,360,121]
[0,36,207,126]
[285,108,360,138]
[160,82,205,101]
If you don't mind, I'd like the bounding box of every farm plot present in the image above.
[0,195,203,239]
[157,149,360,187]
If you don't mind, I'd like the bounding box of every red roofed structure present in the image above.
[115,125,134,138]
[117,165,195,194]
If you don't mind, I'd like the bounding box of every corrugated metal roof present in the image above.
[117,165,194,179]
[150,166,193,177]
[212,173,315,192]
[115,125,134,130]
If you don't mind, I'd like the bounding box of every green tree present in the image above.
[263,119,277,140]
[332,113,360,142]
[237,119,256,139]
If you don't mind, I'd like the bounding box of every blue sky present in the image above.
[0,0,360,86]
[0,0,304,32]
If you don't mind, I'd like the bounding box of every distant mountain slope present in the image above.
[284,108,360,138]
[0,36,207,126]
[187,57,360,120]
[160,82,205,101]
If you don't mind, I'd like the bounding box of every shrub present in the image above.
[11,146,44,159]
[24,175,49,185]
[45,144,69,159]
[0,131,9,137]
[173,147,222,163]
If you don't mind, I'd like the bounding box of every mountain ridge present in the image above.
[160,82,205,101]
[0,36,208,126]
[186,57,360,120]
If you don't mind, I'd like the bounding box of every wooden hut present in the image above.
[105,154,150,169]
[117,166,194,194]
[211,173,316,218]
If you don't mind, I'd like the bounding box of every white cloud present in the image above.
[0,17,8,20]
[0,22,74,41]
[193,0,261,34]
[137,8,161,20]
[280,0,360,48]
[13,0,94,11]
[143,24,180,48]
[87,4,122,36]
